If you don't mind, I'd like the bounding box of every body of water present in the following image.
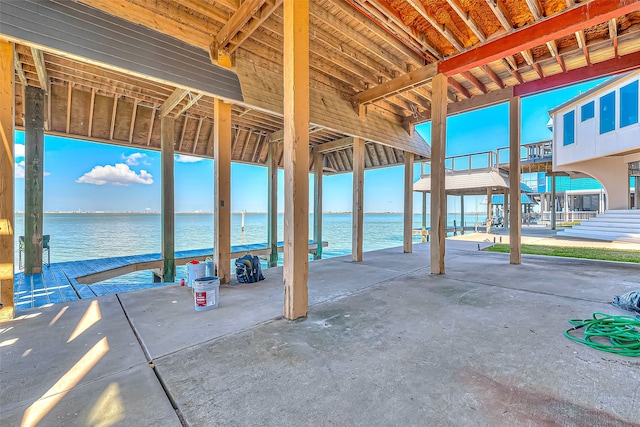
[13,212,484,282]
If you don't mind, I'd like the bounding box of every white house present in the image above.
[550,71,640,210]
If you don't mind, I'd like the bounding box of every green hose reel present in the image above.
[565,312,640,357]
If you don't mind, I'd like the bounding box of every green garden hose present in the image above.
[564,312,640,357]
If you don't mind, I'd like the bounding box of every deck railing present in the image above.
[539,211,599,223]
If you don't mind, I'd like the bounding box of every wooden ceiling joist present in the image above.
[160,88,189,118]
[316,137,355,153]
[353,62,437,105]
[405,0,464,52]
[439,0,640,76]
[29,47,48,91]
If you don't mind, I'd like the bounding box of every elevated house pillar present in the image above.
[213,98,232,284]
[551,175,557,230]
[403,152,414,253]
[352,137,364,262]
[283,0,309,320]
[267,141,278,267]
[313,149,323,260]
[161,117,175,282]
[430,73,447,274]
[24,86,45,275]
[509,96,522,264]
[0,40,15,319]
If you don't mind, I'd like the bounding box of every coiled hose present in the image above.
[564,312,640,357]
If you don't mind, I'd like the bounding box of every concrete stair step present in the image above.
[573,223,640,233]
[559,229,640,243]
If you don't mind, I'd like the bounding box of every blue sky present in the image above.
[13,78,606,213]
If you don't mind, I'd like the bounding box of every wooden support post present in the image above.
[161,117,175,282]
[509,96,521,264]
[0,41,15,319]
[352,137,364,262]
[503,189,509,228]
[267,141,278,267]
[460,195,465,235]
[313,149,323,260]
[430,73,447,274]
[403,152,414,253]
[422,192,427,242]
[214,98,232,284]
[283,0,309,320]
[551,175,557,230]
[635,177,639,209]
[486,187,493,234]
[24,86,45,275]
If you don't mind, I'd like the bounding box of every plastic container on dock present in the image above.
[193,276,220,311]
[204,258,215,277]
[186,261,206,287]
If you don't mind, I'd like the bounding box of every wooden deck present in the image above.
[13,241,327,310]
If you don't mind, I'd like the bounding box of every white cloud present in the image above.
[123,152,149,166]
[175,154,203,163]
[15,160,24,178]
[76,163,153,186]
[15,144,25,159]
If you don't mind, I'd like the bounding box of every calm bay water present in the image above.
[13,213,483,282]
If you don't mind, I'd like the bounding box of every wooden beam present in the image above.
[353,63,438,105]
[481,64,505,89]
[175,93,203,117]
[316,137,355,153]
[160,88,188,118]
[147,105,156,146]
[239,127,253,160]
[406,0,464,51]
[609,17,618,57]
[283,0,309,320]
[267,141,278,267]
[87,88,95,137]
[24,86,45,275]
[575,30,591,65]
[65,82,72,134]
[546,40,566,72]
[177,116,188,152]
[484,0,512,31]
[109,94,118,140]
[525,0,543,20]
[313,149,323,260]
[352,137,364,262]
[461,71,487,94]
[29,48,48,92]
[224,0,283,54]
[447,0,486,42]
[268,129,284,143]
[448,77,471,99]
[214,98,232,284]
[0,40,15,320]
[128,99,138,143]
[430,73,447,275]
[13,52,27,87]
[161,117,175,282]
[509,96,521,264]
[403,152,414,253]
[214,0,267,50]
[439,0,640,76]
[192,118,204,154]
[514,50,640,97]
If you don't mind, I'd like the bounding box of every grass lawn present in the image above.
[483,244,640,263]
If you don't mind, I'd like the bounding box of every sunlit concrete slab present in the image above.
[0,295,179,426]
[154,252,639,426]
[0,363,180,427]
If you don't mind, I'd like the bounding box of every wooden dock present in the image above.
[13,241,327,311]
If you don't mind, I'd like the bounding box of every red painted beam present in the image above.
[439,0,640,76]
[514,50,640,97]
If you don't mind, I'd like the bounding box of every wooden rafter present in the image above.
[160,88,188,118]
[405,0,464,51]
[13,53,27,86]
[546,40,566,72]
[447,0,486,43]
[521,49,543,78]
[461,71,487,94]
[447,77,471,99]
[178,116,188,152]
[109,94,118,140]
[128,99,138,143]
[609,18,618,57]
[575,30,591,65]
[439,0,640,76]
[239,127,253,159]
[480,65,505,89]
[484,0,512,32]
[175,93,203,117]
[66,82,72,134]
[192,118,204,154]
[215,0,283,54]
[30,47,48,91]
[147,106,156,146]
[525,0,543,21]
[316,137,354,153]
[87,88,95,137]
[353,63,437,105]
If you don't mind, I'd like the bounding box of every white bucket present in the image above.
[186,262,206,287]
[193,276,220,311]
[204,260,215,277]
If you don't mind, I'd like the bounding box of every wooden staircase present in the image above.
[558,210,640,243]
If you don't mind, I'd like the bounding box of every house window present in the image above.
[581,101,594,121]
[599,91,615,134]
[620,80,639,128]
[563,111,575,146]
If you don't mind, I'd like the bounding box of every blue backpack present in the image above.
[235,254,265,284]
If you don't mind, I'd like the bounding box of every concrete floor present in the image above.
[2,239,640,426]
